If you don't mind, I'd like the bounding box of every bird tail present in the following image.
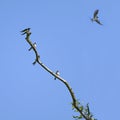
[28,47,32,51]
[91,18,94,22]
[21,32,26,35]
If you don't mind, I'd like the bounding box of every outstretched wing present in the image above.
[95,19,102,25]
[94,9,99,18]
[21,28,30,32]
[21,28,27,32]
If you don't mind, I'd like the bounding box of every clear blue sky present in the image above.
[0,0,119,120]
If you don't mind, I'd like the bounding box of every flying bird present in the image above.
[28,42,36,51]
[21,28,31,35]
[91,9,102,25]
[54,70,60,80]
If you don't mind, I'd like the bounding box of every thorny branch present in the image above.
[21,28,96,120]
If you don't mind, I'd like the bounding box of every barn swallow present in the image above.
[21,28,31,35]
[28,42,36,51]
[91,9,102,25]
[54,70,60,80]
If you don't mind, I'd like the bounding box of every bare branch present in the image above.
[21,29,96,120]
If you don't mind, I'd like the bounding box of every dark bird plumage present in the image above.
[91,9,102,25]
[93,9,99,18]
[54,70,60,80]
[21,28,31,35]
[28,42,36,51]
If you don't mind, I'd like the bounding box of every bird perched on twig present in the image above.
[28,42,36,51]
[21,28,31,35]
[54,70,60,80]
[91,9,102,25]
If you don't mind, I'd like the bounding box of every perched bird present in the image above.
[28,42,36,51]
[54,70,60,80]
[91,9,102,25]
[21,28,30,35]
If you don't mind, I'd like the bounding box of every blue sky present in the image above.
[0,0,120,120]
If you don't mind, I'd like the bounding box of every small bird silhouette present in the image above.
[28,42,36,51]
[21,28,31,35]
[54,70,60,80]
[91,9,102,25]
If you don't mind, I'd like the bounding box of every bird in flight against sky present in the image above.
[91,9,102,25]
[21,28,31,35]
[54,70,60,80]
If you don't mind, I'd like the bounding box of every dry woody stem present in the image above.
[21,29,96,120]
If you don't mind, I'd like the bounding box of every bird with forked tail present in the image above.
[28,42,36,51]
[54,70,60,80]
[21,28,31,35]
[91,9,103,25]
